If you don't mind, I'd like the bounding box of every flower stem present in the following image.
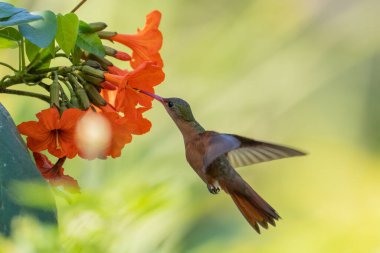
[0,88,50,103]
[18,42,22,71]
[20,38,26,71]
[0,62,17,72]
[71,0,88,13]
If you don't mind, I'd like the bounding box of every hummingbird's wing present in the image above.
[202,132,305,170]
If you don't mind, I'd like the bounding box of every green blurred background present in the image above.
[1,0,380,252]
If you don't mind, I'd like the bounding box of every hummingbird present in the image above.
[140,90,306,233]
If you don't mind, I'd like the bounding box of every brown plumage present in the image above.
[142,94,306,233]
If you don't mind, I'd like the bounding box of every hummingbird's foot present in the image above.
[207,184,220,194]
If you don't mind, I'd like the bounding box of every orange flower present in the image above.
[18,108,84,159]
[33,152,80,193]
[125,107,152,135]
[104,61,164,116]
[101,112,133,158]
[111,10,163,68]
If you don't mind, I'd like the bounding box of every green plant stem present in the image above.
[20,39,26,71]
[32,66,81,75]
[71,0,88,13]
[0,62,17,72]
[18,42,22,71]
[0,88,50,103]
[0,66,82,90]
[55,53,69,59]
[0,74,47,88]
[38,82,50,92]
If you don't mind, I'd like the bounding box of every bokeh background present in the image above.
[1,0,380,252]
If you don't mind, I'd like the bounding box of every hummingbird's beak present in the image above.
[138,89,165,103]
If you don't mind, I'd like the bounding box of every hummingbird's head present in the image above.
[138,90,195,122]
[161,97,195,122]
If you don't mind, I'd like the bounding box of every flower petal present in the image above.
[60,108,85,130]
[27,134,54,152]
[36,108,60,131]
[59,131,79,159]
[102,112,133,158]
[18,121,50,140]
[127,61,165,89]
[33,152,63,179]
[111,10,163,69]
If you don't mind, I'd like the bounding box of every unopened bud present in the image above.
[97,31,117,39]
[81,65,105,80]
[114,51,131,61]
[70,93,80,108]
[76,87,91,110]
[82,74,104,86]
[50,80,60,108]
[104,46,117,56]
[60,102,69,113]
[84,83,107,107]
[84,60,103,69]
[68,74,90,110]
[88,54,113,68]
[88,22,108,32]
[104,46,131,61]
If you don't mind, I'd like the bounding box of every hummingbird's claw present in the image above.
[207,184,220,194]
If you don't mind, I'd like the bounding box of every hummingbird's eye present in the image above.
[168,101,174,108]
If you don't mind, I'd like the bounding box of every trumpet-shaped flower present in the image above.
[18,108,84,158]
[111,10,163,68]
[104,61,164,116]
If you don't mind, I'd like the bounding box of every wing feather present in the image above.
[202,132,306,169]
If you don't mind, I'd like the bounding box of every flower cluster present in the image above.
[17,10,164,190]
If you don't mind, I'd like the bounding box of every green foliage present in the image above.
[27,40,56,70]
[56,13,79,56]
[18,10,57,48]
[0,27,21,42]
[25,39,40,61]
[0,103,57,236]
[0,27,21,48]
[76,21,105,58]
[0,2,105,70]
[0,2,42,26]
[0,37,17,49]
[0,2,25,19]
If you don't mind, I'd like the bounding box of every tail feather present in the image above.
[222,176,280,233]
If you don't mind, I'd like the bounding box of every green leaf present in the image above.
[71,46,82,65]
[76,32,105,57]
[75,20,105,57]
[56,13,79,56]
[0,27,22,41]
[18,10,57,48]
[0,37,17,48]
[78,20,93,33]
[46,39,56,57]
[0,27,21,48]
[25,38,40,62]
[26,40,55,70]
[0,10,42,26]
[0,2,25,19]
[0,103,57,236]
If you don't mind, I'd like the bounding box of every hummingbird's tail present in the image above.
[221,176,280,233]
